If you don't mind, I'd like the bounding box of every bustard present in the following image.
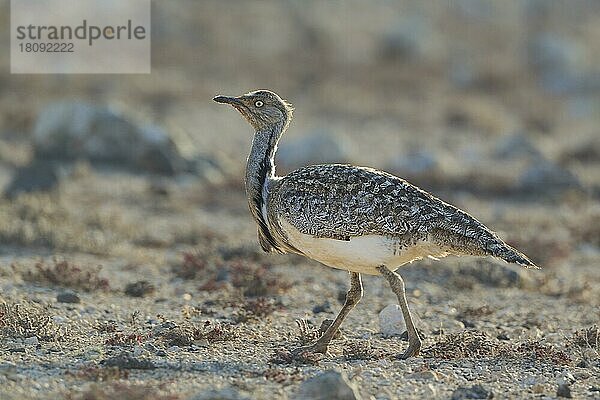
[214,90,538,359]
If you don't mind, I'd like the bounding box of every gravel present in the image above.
[56,291,81,304]
[1,2,599,399]
[294,370,361,400]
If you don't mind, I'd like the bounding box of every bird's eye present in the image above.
[254,100,264,108]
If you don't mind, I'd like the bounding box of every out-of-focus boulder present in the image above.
[32,102,187,175]
[493,133,542,160]
[387,149,438,177]
[518,160,581,194]
[379,17,437,62]
[528,33,600,94]
[4,160,60,199]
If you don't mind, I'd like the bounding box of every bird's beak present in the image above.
[213,95,243,106]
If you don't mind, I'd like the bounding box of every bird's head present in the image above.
[213,90,293,131]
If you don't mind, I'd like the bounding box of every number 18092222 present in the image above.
[19,42,74,52]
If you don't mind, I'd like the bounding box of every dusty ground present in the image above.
[1,1,600,399]
[0,170,599,399]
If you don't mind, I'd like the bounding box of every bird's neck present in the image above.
[245,120,285,221]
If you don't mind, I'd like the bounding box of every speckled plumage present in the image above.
[267,163,534,267]
[214,89,536,270]
[214,89,538,359]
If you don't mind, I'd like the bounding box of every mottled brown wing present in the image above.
[270,164,538,268]
[271,164,449,240]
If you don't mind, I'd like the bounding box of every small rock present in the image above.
[83,347,102,360]
[103,352,155,370]
[167,346,180,353]
[152,321,178,336]
[215,268,230,282]
[8,348,26,353]
[23,337,38,346]
[190,387,250,400]
[459,319,476,328]
[531,384,545,394]
[312,301,331,314]
[406,370,439,380]
[573,371,590,380]
[56,291,81,304]
[133,346,144,357]
[277,131,350,171]
[557,384,572,398]
[295,370,360,400]
[557,371,576,386]
[451,385,493,399]
[379,304,406,336]
[124,281,156,298]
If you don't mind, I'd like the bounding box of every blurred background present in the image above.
[0,2,599,398]
[1,0,598,259]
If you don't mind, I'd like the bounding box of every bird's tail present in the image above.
[429,213,540,269]
[488,239,540,269]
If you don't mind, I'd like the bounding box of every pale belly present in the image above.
[280,220,449,275]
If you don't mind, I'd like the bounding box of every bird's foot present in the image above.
[397,338,422,360]
[273,342,328,365]
[291,341,328,357]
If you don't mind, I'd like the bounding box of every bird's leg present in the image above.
[377,265,421,359]
[292,272,363,355]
